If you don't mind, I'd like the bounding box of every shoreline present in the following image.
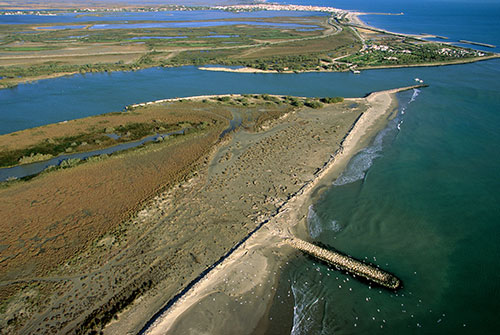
[138,85,422,335]
[198,54,500,75]
[0,6,498,91]
[2,49,497,92]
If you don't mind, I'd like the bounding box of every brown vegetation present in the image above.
[0,96,351,334]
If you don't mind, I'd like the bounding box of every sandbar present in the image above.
[118,86,420,335]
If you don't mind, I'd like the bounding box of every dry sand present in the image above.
[130,86,419,335]
[198,66,340,74]
[0,88,418,334]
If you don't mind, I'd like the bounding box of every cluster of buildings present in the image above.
[438,47,485,57]
[1,4,344,15]
[0,11,55,16]
[362,43,485,59]
[212,4,344,14]
[365,44,412,54]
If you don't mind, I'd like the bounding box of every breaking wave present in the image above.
[307,206,342,238]
[307,205,322,239]
[333,88,420,186]
[409,88,420,103]
[290,278,320,335]
[330,220,342,232]
[333,128,386,186]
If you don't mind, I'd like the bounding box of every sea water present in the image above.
[1,1,499,334]
[265,1,500,334]
[0,66,452,135]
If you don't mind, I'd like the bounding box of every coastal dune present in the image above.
[131,86,421,335]
[0,87,420,334]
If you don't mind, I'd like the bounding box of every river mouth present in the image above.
[0,100,263,182]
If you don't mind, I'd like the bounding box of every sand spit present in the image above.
[0,87,419,334]
[136,85,421,335]
[198,66,339,74]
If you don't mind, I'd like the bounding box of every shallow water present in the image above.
[201,34,239,38]
[89,21,315,30]
[0,129,185,181]
[129,36,187,40]
[0,10,327,25]
[1,2,499,333]
[36,24,86,30]
[1,64,483,135]
[263,2,500,334]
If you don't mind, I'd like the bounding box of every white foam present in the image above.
[290,280,320,335]
[409,88,420,103]
[330,220,342,232]
[334,88,421,187]
[333,127,386,186]
[307,205,322,238]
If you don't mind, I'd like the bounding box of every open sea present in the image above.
[0,1,499,334]
[266,1,500,334]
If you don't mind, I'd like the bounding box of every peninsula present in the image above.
[0,3,496,88]
[0,84,423,334]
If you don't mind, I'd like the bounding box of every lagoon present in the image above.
[89,21,315,30]
[0,64,472,135]
[1,2,499,333]
[0,10,327,25]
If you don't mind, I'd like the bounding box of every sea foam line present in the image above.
[333,88,421,186]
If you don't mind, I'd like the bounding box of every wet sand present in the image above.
[0,88,417,334]
[127,87,419,335]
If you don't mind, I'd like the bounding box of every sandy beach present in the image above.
[0,84,420,334]
[116,86,421,335]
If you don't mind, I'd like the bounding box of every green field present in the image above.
[0,15,494,88]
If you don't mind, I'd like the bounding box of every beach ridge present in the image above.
[139,85,421,335]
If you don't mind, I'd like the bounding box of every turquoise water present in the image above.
[265,1,500,334]
[1,1,499,333]
[269,71,500,333]
[0,66,436,135]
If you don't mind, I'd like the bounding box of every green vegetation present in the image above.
[283,96,303,107]
[0,120,204,168]
[259,94,282,104]
[341,41,489,68]
[304,100,324,109]
[0,15,491,88]
[18,152,53,164]
[0,17,356,84]
[320,97,344,103]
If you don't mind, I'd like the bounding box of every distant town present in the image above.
[0,4,345,15]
